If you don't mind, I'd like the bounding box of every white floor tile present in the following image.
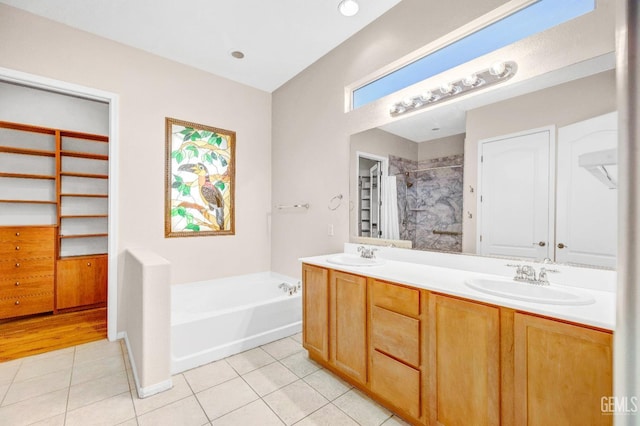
[67,370,130,410]
[213,399,284,426]
[116,419,139,426]
[382,415,412,426]
[0,383,9,403]
[0,358,21,385]
[196,376,259,420]
[294,403,359,426]
[133,373,193,416]
[280,351,321,378]
[183,359,238,393]
[138,395,209,426]
[65,391,135,426]
[71,353,126,386]
[13,352,73,382]
[333,389,392,426]
[303,369,351,401]
[29,413,66,426]
[290,333,303,344]
[263,380,328,425]
[74,339,123,364]
[2,368,71,406]
[242,361,299,397]
[0,388,68,426]
[226,347,276,375]
[261,337,304,360]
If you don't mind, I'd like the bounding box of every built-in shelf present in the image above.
[60,193,108,198]
[0,199,57,204]
[60,150,108,161]
[61,214,108,219]
[0,146,55,157]
[60,172,108,179]
[59,233,108,239]
[0,172,56,180]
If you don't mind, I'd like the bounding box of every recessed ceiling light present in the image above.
[338,0,359,17]
[230,50,245,59]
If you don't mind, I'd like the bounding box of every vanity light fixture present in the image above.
[389,61,517,116]
[338,0,359,17]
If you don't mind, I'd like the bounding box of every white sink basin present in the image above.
[465,278,595,305]
[326,254,385,267]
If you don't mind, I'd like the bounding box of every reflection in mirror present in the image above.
[350,65,617,269]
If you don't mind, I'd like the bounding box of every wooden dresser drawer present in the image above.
[0,275,54,298]
[0,257,54,276]
[0,227,55,243]
[57,255,108,309]
[0,292,54,319]
[371,305,420,367]
[0,238,54,257]
[371,279,420,317]
[370,350,421,419]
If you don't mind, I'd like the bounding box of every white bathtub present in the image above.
[171,271,302,374]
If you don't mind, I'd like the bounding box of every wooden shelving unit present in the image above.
[0,120,109,317]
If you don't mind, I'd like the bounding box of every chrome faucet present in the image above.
[279,282,301,295]
[506,264,559,286]
[357,246,378,259]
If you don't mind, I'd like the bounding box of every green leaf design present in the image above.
[171,207,179,216]
[211,152,218,160]
[215,136,223,146]
[171,150,179,159]
[183,132,192,141]
[175,151,184,164]
[220,157,228,167]
[176,206,187,217]
[186,145,199,157]
[180,128,193,135]
[185,223,200,231]
[207,135,217,145]
[180,184,191,196]
[190,131,202,141]
[171,181,181,189]
[214,181,226,191]
[201,131,212,138]
[173,174,183,183]
[203,152,213,164]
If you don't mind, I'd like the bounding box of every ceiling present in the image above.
[0,0,402,92]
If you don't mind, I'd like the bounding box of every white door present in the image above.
[556,112,617,268]
[478,128,554,260]
[370,163,381,237]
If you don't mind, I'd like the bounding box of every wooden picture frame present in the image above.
[165,117,235,237]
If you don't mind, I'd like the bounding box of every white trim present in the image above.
[0,67,120,341]
[120,332,173,399]
[344,0,535,111]
[476,125,556,258]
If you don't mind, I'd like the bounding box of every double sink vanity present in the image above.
[300,244,614,426]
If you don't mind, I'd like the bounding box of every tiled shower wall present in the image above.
[389,154,463,252]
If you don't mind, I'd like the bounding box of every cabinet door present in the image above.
[302,264,329,361]
[429,294,500,426]
[514,313,613,426]
[56,255,107,309]
[330,270,367,383]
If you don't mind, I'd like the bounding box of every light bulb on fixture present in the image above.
[402,97,414,107]
[338,0,359,16]
[420,90,435,102]
[490,61,507,77]
[440,82,459,95]
[463,73,481,87]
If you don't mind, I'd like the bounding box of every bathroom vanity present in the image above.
[301,247,614,426]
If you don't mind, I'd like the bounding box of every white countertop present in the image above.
[300,252,615,331]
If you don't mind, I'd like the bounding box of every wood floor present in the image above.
[0,308,107,362]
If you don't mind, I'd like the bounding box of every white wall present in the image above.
[418,133,465,161]
[272,0,615,278]
[0,4,272,335]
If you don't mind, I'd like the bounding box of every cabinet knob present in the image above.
[15,246,19,250]
[557,243,567,249]
[15,232,20,236]
[87,262,92,267]
[15,282,19,286]
[14,300,20,306]
[15,263,20,268]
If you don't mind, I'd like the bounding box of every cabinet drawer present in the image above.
[371,279,420,317]
[371,306,420,367]
[0,238,54,257]
[0,227,55,243]
[0,292,54,319]
[0,275,54,297]
[370,350,421,419]
[0,257,54,276]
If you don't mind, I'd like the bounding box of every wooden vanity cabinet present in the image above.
[514,312,613,426]
[329,270,368,383]
[429,294,501,426]
[302,264,329,361]
[369,279,426,422]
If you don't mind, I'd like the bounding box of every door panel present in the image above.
[479,129,552,260]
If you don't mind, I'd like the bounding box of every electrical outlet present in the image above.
[328,224,334,236]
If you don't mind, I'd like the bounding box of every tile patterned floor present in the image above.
[0,333,411,425]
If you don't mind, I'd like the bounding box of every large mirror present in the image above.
[349,53,617,269]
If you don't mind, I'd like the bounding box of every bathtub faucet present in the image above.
[279,282,301,295]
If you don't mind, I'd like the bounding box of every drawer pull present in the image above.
[15,232,20,236]
[87,262,92,267]
[15,300,19,305]
[15,263,20,268]
[15,246,20,250]
[15,282,19,286]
